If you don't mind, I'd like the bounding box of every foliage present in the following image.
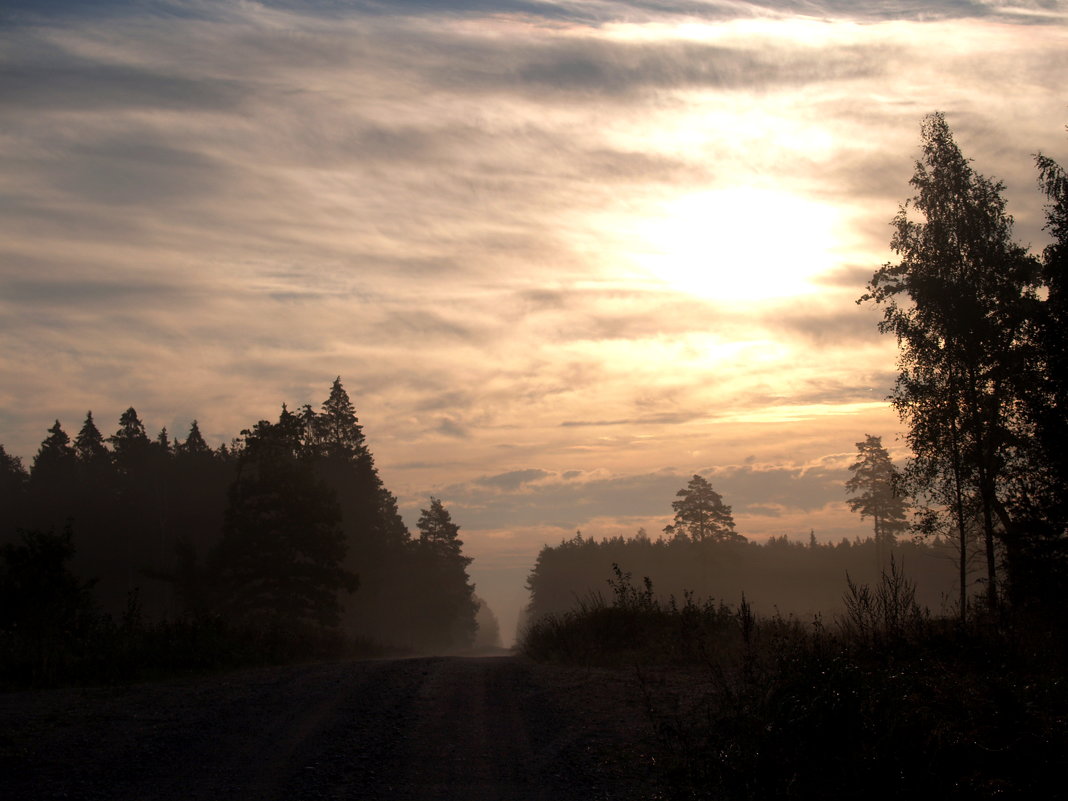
[663,474,742,543]
[522,563,1068,800]
[845,434,908,560]
[214,415,358,628]
[408,497,478,651]
[860,112,1060,615]
[0,377,480,657]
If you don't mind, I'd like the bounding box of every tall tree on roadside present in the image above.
[664,474,742,543]
[304,378,413,642]
[860,112,1040,613]
[412,498,477,649]
[214,408,358,627]
[845,435,908,567]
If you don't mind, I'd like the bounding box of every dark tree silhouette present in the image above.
[861,112,1040,613]
[178,419,212,456]
[845,435,908,565]
[0,526,95,639]
[214,410,357,628]
[32,420,75,478]
[110,407,151,465]
[315,377,366,459]
[73,412,109,465]
[412,497,477,650]
[664,474,742,543]
[0,444,29,539]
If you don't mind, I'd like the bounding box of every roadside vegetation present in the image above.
[0,378,485,688]
[522,564,1067,800]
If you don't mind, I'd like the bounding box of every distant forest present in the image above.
[0,378,490,658]
[523,484,959,629]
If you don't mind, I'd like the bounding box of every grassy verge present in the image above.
[521,563,1068,800]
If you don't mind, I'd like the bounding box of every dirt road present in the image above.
[1,656,657,800]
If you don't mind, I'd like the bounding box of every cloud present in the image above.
[0,63,248,112]
[477,468,553,490]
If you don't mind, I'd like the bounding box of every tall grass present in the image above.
[521,563,1068,800]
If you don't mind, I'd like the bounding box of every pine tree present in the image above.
[664,474,743,543]
[110,407,150,464]
[845,435,908,565]
[317,377,366,459]
[418,497,470,561]
[216,408,357,627]
[33,420,74,474]
[413,497,477,649]
[178,420,212,456]
[73,412,110,464]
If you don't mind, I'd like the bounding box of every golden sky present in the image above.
[2,0,1066,639]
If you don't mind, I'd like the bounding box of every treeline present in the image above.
[0,378,480,668]
[523,531,958,627]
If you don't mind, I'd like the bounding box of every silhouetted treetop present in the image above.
[179,419,212,456]
[110,407,150,462]
[664,474,743,543]
[33,421,74,476]
[73,412,109,465]
[316,377,366,460]
[846,435,907,561]
[418,497,470,563]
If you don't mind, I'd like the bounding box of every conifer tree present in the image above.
[317,377,366,459]
[110,407,150,464]
[33,420,74,475]
[664,474,743,543]
[73,412,110,465]
[413,497,477,649]
[216,407,357,627]
[178,419,212,456]
[846,435,908,565]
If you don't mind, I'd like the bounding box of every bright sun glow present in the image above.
[627,188,842,302]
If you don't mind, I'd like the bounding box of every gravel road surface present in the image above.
[1,656,659,800]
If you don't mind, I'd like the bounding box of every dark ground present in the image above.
[1,655,661,801]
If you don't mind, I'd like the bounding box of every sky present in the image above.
[2,0,1066,642]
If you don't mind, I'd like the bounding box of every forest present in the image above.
[0,378,494,685]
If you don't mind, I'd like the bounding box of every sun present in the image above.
[626,187,842,302]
